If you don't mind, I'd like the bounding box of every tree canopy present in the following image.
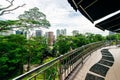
[0,7,50,31]
[0,35,50,79]
[18,7,51,29]
[0,35,26,79]
[0,20,19,31]
[53,33,105,55]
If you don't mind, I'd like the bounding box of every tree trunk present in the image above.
[27,56,30,71]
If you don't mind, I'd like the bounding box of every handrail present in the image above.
[13,41,105,80]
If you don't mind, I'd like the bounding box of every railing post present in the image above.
[82,57,84,64]
[44,71,46,80]
[59,59,62,80]
[81,45,85,65]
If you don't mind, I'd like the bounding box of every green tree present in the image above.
[54,35,73,56]
[25,37,49,71]
[18,7,50,30]
[74,34,88,47]
[0,20,19,31]
[94,34,105,41]
[106,34,116,41]
[0,0,25,31]
[0,35,26,80]
[85,33,95,43]
[53,33,105,57]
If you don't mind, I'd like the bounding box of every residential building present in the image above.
[46,32,55,46]
[36,30,42,37]
[56,29,60,37]
[56,29,67,37]
[72,30,79,36]
[16,30,23,34]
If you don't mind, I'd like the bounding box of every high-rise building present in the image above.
[72,30,79,36]
[45,32,48,38]
[56,29,67,37]
[56,29,60,37]
[109,31,115,35]
[63,29,67,35]
[47,32,55,46]
[36,30,42,37]
[15,30,27,38]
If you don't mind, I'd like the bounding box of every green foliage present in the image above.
[27,37,49,64]
[0,20,19,31]
[74,34,88,47]
[0,35,26,79]
[54,35,72,55]
[53,33,105,56]
[43,58,57,80]
[106,33,120,41]
[0,7,50,32]
[45,66,57,80]
[0,32,120,80]
[105,34,120,45]
[18,7,51,29]
[0,35,50,79]
[53,33,120,57]
[43,57,54,63]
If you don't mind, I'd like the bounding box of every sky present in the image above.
[0,0,109,36]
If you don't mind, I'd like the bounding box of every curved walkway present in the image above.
[73,46,120,80]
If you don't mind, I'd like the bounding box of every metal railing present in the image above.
[13,41,105,80]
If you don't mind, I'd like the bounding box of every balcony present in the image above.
[12,41,120,80]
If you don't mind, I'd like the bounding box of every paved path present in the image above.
[105,46,120,80]
[73,46,120,80]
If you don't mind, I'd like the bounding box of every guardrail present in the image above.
[13,41,105,80]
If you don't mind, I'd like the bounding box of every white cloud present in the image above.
[0,0,108,36]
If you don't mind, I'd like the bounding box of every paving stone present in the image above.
[90,63,109,77]
[98,59,113,67]
[85,73,104,80]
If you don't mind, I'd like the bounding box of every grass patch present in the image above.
[85,73,104,80]
[90,63,109,77]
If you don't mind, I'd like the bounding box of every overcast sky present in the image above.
[0,0,109,36]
